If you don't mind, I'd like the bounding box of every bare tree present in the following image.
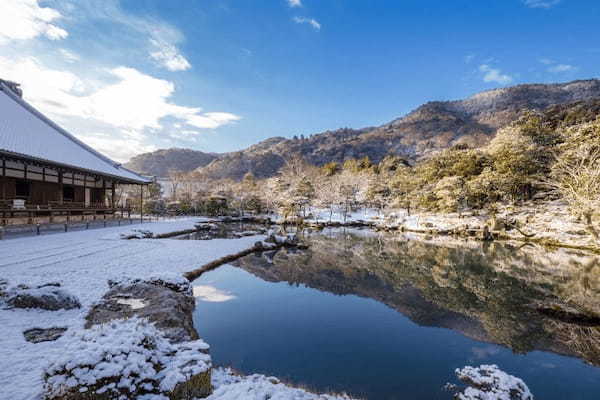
[167,169,186,201]
[547,147,600,243]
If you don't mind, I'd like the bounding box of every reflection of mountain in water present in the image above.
[233,229,600,366]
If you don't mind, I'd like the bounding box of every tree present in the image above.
[167,169,186,201]
[293,176,315,217]
[547,147,600,243]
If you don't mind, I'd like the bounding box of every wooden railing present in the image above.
[0,201,122,211]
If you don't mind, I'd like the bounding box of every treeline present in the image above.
[129,101,600,236]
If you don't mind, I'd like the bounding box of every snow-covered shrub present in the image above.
[451,364,533,400]
[43,318,211,400]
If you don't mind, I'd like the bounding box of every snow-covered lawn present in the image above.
[0,218,265,400]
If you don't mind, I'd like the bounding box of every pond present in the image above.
[192,228,600,399]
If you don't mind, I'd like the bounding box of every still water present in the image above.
[192,228,600,399]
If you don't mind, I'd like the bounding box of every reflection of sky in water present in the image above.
[194,285,236,302]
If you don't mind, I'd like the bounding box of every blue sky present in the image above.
[1,0,599,161]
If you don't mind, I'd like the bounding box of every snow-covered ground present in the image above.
[0,218,260,400]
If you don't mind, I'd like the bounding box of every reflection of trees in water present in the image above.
[235,229,600,366]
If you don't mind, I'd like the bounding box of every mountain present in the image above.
[124,148,218,177]
[127,79,600,180]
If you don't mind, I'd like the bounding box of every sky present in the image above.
[1,0,599,162]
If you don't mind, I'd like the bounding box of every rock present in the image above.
[7,286,81,311]
[86,278,197,343]
[23,327,67,343]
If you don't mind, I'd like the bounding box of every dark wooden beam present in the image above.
[1,159,4,200]
[140,185,144,223]
[58,170,63,205]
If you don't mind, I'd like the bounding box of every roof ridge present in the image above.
[0,81,149,183]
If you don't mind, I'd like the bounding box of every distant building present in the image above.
[0,79,150,225]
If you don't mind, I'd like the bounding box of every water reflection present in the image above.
[233,228,600,366]
[193,285,237,302]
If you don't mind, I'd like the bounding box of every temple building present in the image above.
[0,79,150,226]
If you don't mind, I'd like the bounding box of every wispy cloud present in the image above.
[287,0,302,8]
[548,63,577,73]
[0,0,68,44]
[149,39,191,71]
[523,0,561,9]
[293,16,321,31]
[539,58,578,73]
[479,64,513,85]
[58,48,80,63]
[53,0,192,73]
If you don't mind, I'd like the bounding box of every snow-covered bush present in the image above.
[43,318,211,400]
[451,364,533,400]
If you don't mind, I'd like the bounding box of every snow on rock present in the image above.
[43,318,211,400]
[87,274,198,343]
[208,368,357,400]
[108,272,193,296]
[451,364,534,400]
[6,285,81,311]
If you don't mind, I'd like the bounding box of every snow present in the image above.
[209,368,355,400]
[453,364,533,400]
[0,218,261,400]
[43,317,211,399]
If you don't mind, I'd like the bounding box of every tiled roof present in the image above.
[0,81,150,184]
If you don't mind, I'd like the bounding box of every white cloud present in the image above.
[479,64,513,85]
[293,17,321,31]
[548,63,577,73]
[523,0,561,8]
[149,39,191,72]
[287,0,302,7]
[0,56,240,162]
[0,0,68,44]
[539,58,554,65]
[464,54,475,64]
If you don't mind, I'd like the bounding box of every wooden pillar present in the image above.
[58,171,64,205]
[140,185,144,223]
[1,159,5,200]
[111,182,116,209]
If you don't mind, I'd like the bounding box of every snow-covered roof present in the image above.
[0,80,150,184]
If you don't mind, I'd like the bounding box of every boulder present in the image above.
[23,327,67,343]
[86,276,197,343]
[6,286,80,311]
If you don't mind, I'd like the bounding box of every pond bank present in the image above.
[197,202,600,255]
